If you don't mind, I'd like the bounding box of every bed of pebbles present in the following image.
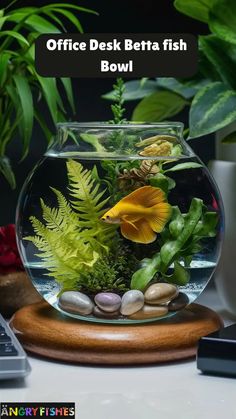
[58,282,189,321]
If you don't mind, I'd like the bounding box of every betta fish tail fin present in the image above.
[146,202,172,233]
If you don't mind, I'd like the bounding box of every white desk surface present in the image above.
[1,288,235,419]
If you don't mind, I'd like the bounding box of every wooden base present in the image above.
[10,302,223,365]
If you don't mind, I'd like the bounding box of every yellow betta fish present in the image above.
[101,186,171,244]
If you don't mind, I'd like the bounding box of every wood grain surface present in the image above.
[10,302,223,365]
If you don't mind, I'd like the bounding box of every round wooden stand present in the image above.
[10,302,223,365]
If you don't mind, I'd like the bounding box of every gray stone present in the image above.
[144,283,178,305]
[58,291,94,315]
[95,292,121,313]
[120,290,144,316]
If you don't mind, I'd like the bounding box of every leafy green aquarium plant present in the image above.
[103,0,236,143]
[16,81,223,323]
[0,0,97,188]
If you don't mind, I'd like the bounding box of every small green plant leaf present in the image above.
[0,156,16,189]
[163,261,190,286]
[0,30,29,46]
[149,173,176,193]
[34,110,53,143]
[42,3,98,15]
[164,162,203,172]
[194,211,218,237]
[174,0,217,23]
[209,0,236,45]
[0,51,11,87]
[160,198,203,267]
[49,8,83,33]
[189,82,236,138]
[13,74,33,158]
[149,174,169,194]
[8,12,60,33]
[103,80,157,101]
[60,78,75,113]
[80,133,105,152]
[132,91,187,122]
[221,131,236,143]
[0,16,8,30]
[36,76,58,124]
[169,210,185,238]
[131,254,162,291]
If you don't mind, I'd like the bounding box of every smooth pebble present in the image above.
[120,290,144,315]
[168,292,189,312]
[93,306,120,319]
[95,292,121,313]
[58,291,94,315]
[144,283,178,305]
[128,304,168,320]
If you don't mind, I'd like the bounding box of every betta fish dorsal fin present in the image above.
[119,186,166,208]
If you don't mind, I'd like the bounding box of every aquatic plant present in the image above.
[25,160,118,292]
[131,198,218,291]
[77,243,137,294]
[109,78,126,124]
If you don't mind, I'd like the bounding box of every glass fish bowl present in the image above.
[16,122,224,324]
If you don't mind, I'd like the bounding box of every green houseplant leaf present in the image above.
[189,82,236,138]
[132,91,187,122]
[0,30,29,46]
[199,35,236,90]
[103,80,158,101]
[0,156,16,189]
[155,77,209,99]
[209,0,236,45]
[174,0,217,23]
[0,2,97,187]
[13,74,33,158]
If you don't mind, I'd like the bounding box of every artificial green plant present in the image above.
[0,1,96,188]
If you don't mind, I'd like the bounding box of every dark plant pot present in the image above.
[0,271,42,318]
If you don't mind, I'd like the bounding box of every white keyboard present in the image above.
[0,313,31,380]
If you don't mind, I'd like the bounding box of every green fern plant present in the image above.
[66,160,117,253]
[25,159,118,292]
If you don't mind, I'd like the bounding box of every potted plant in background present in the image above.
[103,0,236,316]
[0,1,96,316]
[0,1,96,188]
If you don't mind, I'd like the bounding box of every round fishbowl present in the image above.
[16,122,223,323]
